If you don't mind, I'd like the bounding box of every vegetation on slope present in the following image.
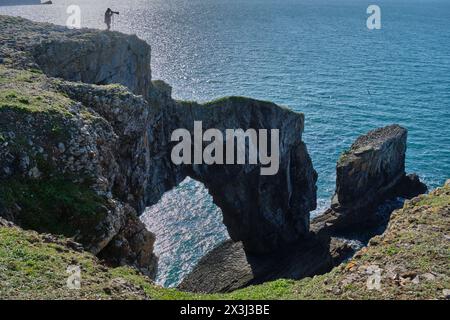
[225,182,450,300]
[1,182,448,300]
[0,176,106,237]
[0,65,109,240]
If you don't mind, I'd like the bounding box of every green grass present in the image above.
[0,225,149,299]
[203,96,262,106]
[0,89,71,115]
[0,223,299,300]
[0,182,448,300]
[414,193,450,208]
[0,176,107,240]
[0,65,44,85]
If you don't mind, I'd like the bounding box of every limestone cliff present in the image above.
[0,15,162,277]
[0,15,430,292]
[0,14,443,300]
[333,125,408,212]
[0,15,318,279]
[33,31,152,99]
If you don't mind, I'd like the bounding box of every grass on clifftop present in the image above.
[1,182,449,300]
[0,66,72,115]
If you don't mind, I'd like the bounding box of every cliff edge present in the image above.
[0,14,317,280]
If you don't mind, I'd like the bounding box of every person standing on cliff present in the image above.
[104,8,119,31]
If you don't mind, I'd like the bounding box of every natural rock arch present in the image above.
[28,23,318,258]
[145,95,318,254]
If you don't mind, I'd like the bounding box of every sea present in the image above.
[1,0,449,287]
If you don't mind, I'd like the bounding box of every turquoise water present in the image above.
[2,0,449,287]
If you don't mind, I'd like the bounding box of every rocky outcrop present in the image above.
[56,69,317,255]
[0,65,158,277]
[23,16,317,253]
[97,204,158,277]
[32,32,152,99]
[312,125,427,235]
[53,81,157,213]
[0,15,429,291]
[332,125,407,213]
[1,14,151,97]
[0,16,158,276]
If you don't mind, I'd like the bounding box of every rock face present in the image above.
[312,125,427,235]
[54,82,157,213]
[0,65,159,277]
[33,31,152,99]
[149,97,317,253]
[0,15,318,279]
[332,125,407,213]
[181,125,428,293]
[97,204,158,277]
[179,238,332,293]
[0,16,159,276]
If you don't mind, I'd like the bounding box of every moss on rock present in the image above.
[0,176,107,238]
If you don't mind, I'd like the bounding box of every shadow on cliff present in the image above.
[178,235,333,293]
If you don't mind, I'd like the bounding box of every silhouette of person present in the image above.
[104,8,119,30]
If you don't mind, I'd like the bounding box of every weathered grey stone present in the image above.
[179,237,332,293]
[97,204,158,278]
[312,125,427,235]
[332,125,407,213]
[32,31,152,99]
[150,97,317,253]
